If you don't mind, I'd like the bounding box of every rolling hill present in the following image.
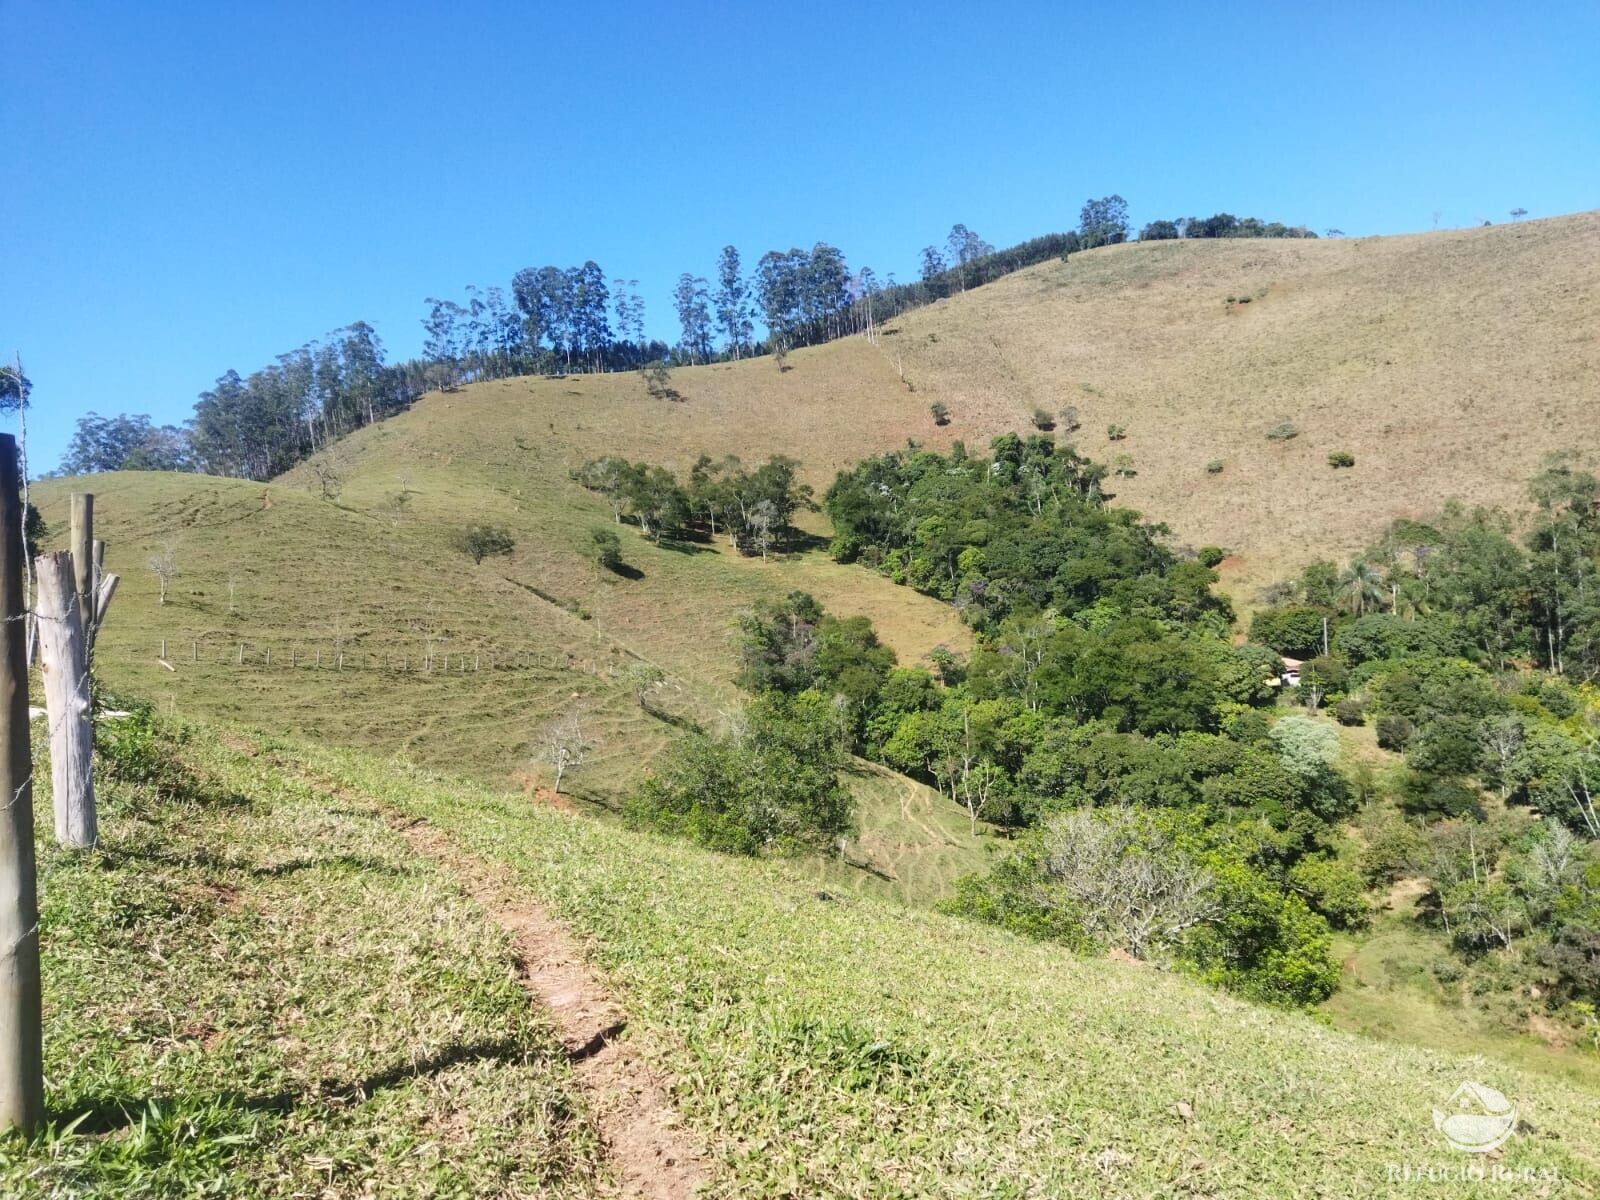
[32,210,1600,896]
[22,211,1600,1191]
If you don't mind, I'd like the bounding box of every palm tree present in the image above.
[1338,559,1387,617]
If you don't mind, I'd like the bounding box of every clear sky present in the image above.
[5,0,1597,472]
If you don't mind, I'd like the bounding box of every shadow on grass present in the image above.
[641,703,702,734]
[97,845,413,881]
[654,538,715,556]
[56,1038,535,1135]
[604,562,645,581]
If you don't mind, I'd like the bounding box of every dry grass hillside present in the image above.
[888,210,1600,595]
[365,210,1599,600]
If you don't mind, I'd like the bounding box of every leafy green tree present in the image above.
[1079,195,1130,248]
[63,412,191,473]
[453,525,515,564]
[590,527,624,572]
[625,695,854,855]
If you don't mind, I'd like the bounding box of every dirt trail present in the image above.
[281,759,710,1192]
[393,818,709,1199]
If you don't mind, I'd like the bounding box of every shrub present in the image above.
[1328,450,1355,468]
[1266,420,1300,442]
[929,401,950,426]
[1107,423,1127,441]
[590,527,624,572]
[1196,545,1226,568]
[1031,407,1055,431]
[1406,715,1482,777]
[625,694,855,856]
[1360,816,1426,885]
[1112,453,1136,478]
[1335,697,1366,726]
[944,807,1339,1005]
[453,524,515,564]
[1375,714,1416,751]
[1206,459,1224,475]
[1059,405,1081,433]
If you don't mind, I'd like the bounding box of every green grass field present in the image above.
[26,720,1589,1197]
[3,718,608,1197]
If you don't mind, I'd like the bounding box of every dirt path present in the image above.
[390,818,709,1199]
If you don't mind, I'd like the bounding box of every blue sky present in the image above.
[5,0,1598,471]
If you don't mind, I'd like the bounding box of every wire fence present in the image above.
[114,640,604,676]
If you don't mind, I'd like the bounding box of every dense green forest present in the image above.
[622,435,1599,1026]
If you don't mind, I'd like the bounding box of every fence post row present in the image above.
[0,435,43,1133]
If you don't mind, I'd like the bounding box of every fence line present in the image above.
[131,642,588,675]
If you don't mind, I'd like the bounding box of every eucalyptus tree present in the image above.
[673,274,714,363]
[715,246,752,358]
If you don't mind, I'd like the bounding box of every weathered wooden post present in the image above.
[0,435,43,1133]
[36,551,96,848]
[237,643,244,665]
[70,494,94,639]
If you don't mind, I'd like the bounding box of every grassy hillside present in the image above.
[884,211,1600,597]
[30,465,983,904]
[32,210,1600,902]
[78,721,1600,1195]
[301,208,1598,607]
[7,719,610,1196]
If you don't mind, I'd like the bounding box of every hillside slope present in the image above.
[262,729,1600,1195]
[33,210,1599,892]
[309,208,1598,602]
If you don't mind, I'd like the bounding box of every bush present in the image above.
[453,524,515,564]
[625,695,855,856]
[1059,405,1081,433]
[1197,545,1227,568]
[1031,407,1055,431]
[1206,459,1225,475]
[1375,714,1416,751]
[1335,697,1366,726]
[1106,423,1127,441]
[929,401,950,426]
[1360,816,1426,885]
[1266,420,1300,442]
[590,527,624,572]
[945,808,1339,1006]
[1328,450,1355,468]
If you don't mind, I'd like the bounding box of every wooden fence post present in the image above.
[191,640,197,663]
[238,643,244,665]
[69,494,94,640]
[0,434,43,1133]
[36,552,96,849]
[264,647,270,668]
